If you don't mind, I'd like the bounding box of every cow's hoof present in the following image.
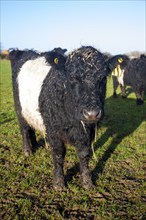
[24,148,32,157]
[53,183,65,191]
[83,181,94,190]
[136,99,144,105]
[82,174,94,190]
[113,93,117,98]
[53,178,65,191]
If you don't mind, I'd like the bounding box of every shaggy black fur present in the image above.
[140,54,146,60]
[109,55,146,104]
[52,47,67,55]
[10,46,110,190]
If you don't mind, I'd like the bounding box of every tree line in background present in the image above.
[0,50,9,60]
[0,48,145,60]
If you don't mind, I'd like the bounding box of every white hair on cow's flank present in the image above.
[112,64,125,86]
[17,57,51,134]
[116,72,124,86]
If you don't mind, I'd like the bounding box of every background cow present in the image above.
[9,46,111,190]
[110,54,146,104]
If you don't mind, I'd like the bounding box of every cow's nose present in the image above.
[83,109,101,121]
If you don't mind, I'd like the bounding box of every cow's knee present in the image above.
[76,146,93,189]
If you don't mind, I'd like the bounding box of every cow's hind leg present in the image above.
[51,139,66,191]
[12,83,37,156]
[112,76,119,97]
[120,84,126,98]
[19,118,37,156]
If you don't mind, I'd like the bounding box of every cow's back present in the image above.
[125,58,146,87]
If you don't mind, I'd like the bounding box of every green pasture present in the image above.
[0,60,146,219]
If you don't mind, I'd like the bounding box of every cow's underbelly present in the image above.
[17,57,51,134]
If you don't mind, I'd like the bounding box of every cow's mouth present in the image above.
[82,109,102,122]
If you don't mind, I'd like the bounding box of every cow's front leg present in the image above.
[19,122,37,156]
[51,139,66,191]
[112,76,119,97]
[76,145,93,189]
[120,84,126,98]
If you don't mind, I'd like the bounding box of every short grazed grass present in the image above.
[0,60,146,220]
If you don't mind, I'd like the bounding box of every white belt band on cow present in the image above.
[112,64,124,77]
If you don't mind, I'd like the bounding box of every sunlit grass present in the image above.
[0,60,146,219]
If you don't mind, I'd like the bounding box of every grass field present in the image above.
[0,60,146,220]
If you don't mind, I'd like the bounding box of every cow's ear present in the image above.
[52,53,66,70]
[9,49,22,60]
[43,52,66,70]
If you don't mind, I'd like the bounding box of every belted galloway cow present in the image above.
[110,54,146,104]
[9,46,111,190]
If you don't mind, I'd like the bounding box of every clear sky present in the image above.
[1,0,146,55]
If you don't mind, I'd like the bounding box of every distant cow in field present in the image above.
[9,46,111,190]
[109,54,146,105]
[140,54,146,60]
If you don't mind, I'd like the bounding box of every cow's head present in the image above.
[65,46,109,124]
[42,51,66,70]
[108,54,129,73]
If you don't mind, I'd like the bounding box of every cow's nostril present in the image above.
[83,109,101,121]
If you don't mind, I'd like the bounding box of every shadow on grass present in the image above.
[91,95,146,183]
[125,87,133,97]
[31,137,49,154]
[29,95,145,185]
[65,95,146,184]
[65,163,80,184]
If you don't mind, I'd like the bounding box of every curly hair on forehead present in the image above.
[66,46,107,80]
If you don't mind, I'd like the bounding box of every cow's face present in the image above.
[108,55,129,72]
[66,46,108,124]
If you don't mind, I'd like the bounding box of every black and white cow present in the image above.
[110,54,146,105]
[9,46,111,190]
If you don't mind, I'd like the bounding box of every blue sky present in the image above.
[1,0,146,55]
